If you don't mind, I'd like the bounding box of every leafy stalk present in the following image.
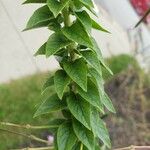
[22,0,115,149]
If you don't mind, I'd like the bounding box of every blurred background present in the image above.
[0,0,150,149]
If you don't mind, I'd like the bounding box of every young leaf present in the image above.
[54,70,71,99]
[80,50,102,75]
[75,10,92,33]
[79,0,94,8]
[73,119,94,150]
[92,19,110,33]
[67,94,91,130]
[90,108,111,148]
[24,5,54,31]
[23,0,46,4]
[91,37,113,75]
[63,58,87,91]
[46,32,72,57]
[47,0,70,18]
[102,92,116,113]
[57,122,77,150]
[34,42,46,56]
[62,21,93,48]
[77,79,104,113]
[42,76,54,92]
[34,94,66,117]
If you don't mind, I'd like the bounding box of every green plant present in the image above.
[23,0,116,149]
[102,54,139,80]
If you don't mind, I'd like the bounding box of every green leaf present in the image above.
[62,21,93,48]
[91,37,103,61]
[75,10,92,33]
[72,142,81,150]
[49,119,66,127]
[92,19,110,33]
[63,58,87,91]
[81,50,102,75]
[89,70,115,113]
[54,70,71,99]
[77,79,104,113]
[79,0,94,8]
[48,20,61,32]
[73,119,94,150]
[24,5,54,31]
[46,32,71,57]
[48,119,66,134]
[91,37,113,75]
[34,94,66,117]
[42,76,54,92]
[75,0,97,17]
[57,122,77,150]
[89,68,104,103]
[47,0,70,17]
[90,108,111,148]
[67,94,91,130]
[102,92,116,113]
[23,0,46,4]
[71,0,83,11]
[34,42,46,56]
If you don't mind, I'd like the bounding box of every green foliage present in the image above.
[102,93,116,113]
[0,54,140,149]
[23,0,46,4]
[54,70,71,99]
[24,5,54,31]
[92,19,110,33]
[63,58,87,91]
[34,94,66,117]
[42,75,54,92]
[67,94,91,129]
[57,122,77,150]
[75,10,92,33]
[77,79,104,113]
[23,0,115,149]
[90,108,111,148]
[46,32,72,57]
[34,42,46,56]
[0,73,52,149]
[47,0,70,17]
[81,50,102,75]
[62,21,93,48]
[79,0,94,8]
[103,54,139,80]
[73,119,94,150]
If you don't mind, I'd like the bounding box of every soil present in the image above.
[105,67,150,148]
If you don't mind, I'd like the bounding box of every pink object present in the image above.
[130,0,150,23]
[47,135,54,145]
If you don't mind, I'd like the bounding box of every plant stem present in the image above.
[61,0,71,27]
[114,145,150,150]
[0,128,49,144]
[11,147,54,150]
[0,122,59,129]
[80,143,83,150]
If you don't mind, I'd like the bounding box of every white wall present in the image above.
[0,0,131,83]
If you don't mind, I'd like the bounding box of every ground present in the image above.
[0,54,149,149]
